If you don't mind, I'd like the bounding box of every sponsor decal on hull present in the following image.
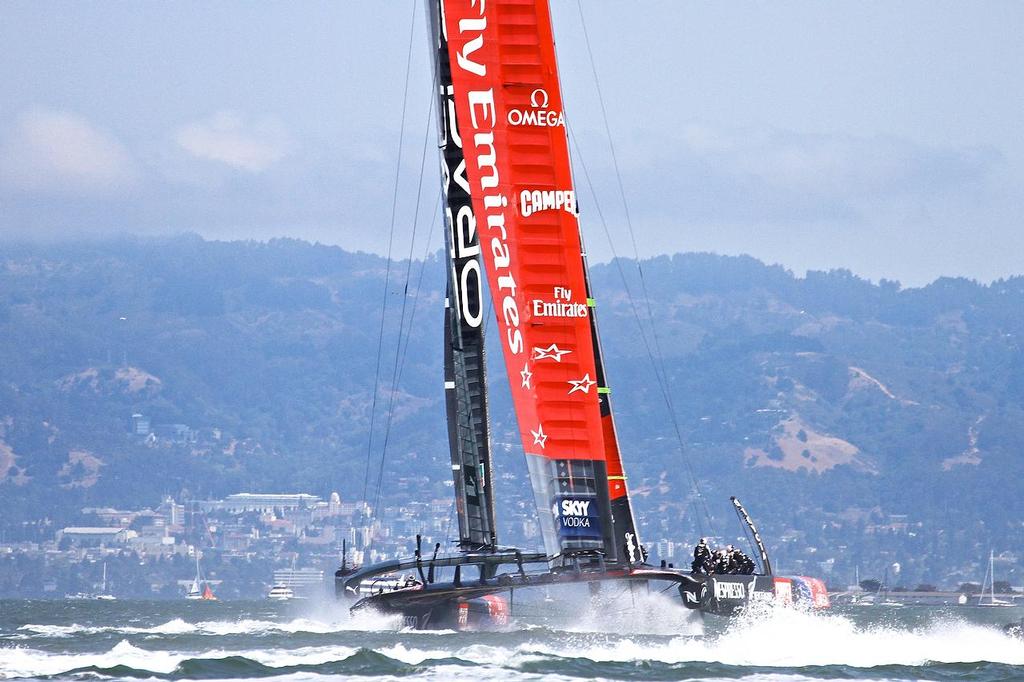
[773,577,793,606]
[714,580,748,601]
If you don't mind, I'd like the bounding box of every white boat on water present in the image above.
[95,562,116,601]
[68,562,116,600]
[267,584,295,600]
[186,554,217,601]
[978,550,1013,607]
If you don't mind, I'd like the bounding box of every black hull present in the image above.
[339,554,828,629]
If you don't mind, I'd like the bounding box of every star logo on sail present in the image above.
[567,374,596,394]
[520,364,533,389]
[530,424,548,449]
[533,344,571,362]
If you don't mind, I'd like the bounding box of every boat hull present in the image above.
[342,556,828,629]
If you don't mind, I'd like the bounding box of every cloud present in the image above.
[674,124,998,205]
[0,110,137,194]
[174,111,290,172]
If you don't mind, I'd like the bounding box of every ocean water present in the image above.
[1,594,1022,681]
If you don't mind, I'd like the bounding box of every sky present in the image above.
[1,1,1022,286]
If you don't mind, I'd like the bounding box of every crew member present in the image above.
[724,545,738,574]
[737,551,756,575]
[692,538,712,573]
[712,549,730,574]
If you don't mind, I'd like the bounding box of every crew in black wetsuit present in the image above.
[712,549,730,574]
[733,550,755,575]
[692,538,712,573]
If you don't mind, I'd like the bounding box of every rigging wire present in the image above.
[569,126,707,541]
[395,192,441,398]
[371,78,440,522]
[573,0,714,536]
[360,0,419,513]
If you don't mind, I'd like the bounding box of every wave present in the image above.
[15,612,402,639]
[2,631,1022,682]
[3,606,1023,680]
[0,640,843,682]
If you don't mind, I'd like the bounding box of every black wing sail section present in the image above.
[431,0,497,550]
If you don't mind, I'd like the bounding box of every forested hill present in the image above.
[2,235,1023,581]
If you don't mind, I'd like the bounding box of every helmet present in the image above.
[699,538,707,545]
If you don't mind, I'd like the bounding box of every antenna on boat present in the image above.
[415,534,427,584]
[731,497,773,576]
[428,542,440,584]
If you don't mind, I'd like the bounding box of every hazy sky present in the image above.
[1,1,1021,286]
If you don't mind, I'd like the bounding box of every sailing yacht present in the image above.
[977,550,1013,607]
[337,0,829,629]
[95,562,116,601]
[67,561,116,600]
[186,554,217,601]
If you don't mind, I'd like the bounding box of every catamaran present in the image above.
[337,0,829,629]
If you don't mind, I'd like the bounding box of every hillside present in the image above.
[2,236,1022,586]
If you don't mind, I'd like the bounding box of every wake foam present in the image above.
[564,588,705,636]
[702,604,1024,668]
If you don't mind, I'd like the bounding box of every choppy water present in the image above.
[1,595,1022,681]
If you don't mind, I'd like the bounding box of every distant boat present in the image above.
[95,562,116,601]
[978,550,1013,607]
[68,561,116,600]
[873,565,902,607]
[849,593,875,607]
[186,554,217,601]
[268,584,295,601]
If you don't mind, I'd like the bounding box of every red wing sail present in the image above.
[440,0,641,565]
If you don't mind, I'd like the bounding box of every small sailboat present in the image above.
[978,550,1013,607]
[186,553,217,600]
[67,561,116,600]
[95,562,116,601]
[873,564,902,607]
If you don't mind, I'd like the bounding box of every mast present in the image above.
[981,549,994,606]
[435,0,642,566]
[428,0,498,550]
